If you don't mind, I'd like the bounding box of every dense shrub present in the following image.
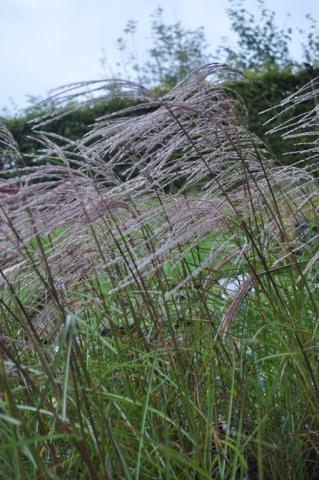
[1,98,135,160]
[232,67,319,163]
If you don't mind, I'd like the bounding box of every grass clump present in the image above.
[0,64,319,479]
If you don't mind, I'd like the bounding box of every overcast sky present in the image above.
[1,0,318,112]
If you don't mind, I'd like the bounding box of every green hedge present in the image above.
[231,68,318,163]
[2,68,318,167]
[1,98,135,163]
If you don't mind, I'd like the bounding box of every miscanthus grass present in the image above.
[0,64,319,479]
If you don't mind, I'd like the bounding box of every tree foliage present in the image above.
[302,14,319,66]
[218,0,294,70]
[143,8,211,86]
[108,7,211,87]
[113,1,319,79]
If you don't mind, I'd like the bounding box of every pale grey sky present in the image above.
[1,0,318,111]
